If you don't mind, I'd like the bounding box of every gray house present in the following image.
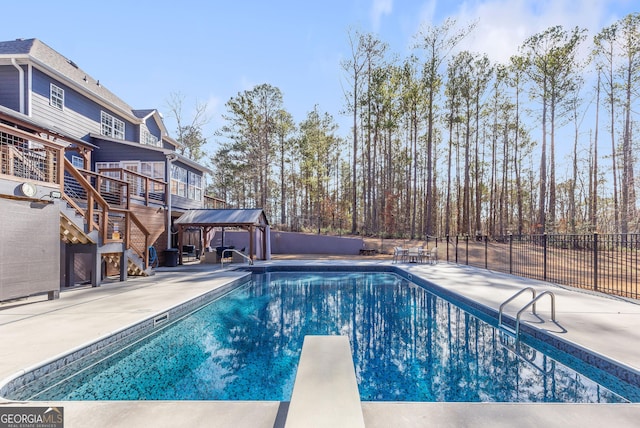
[0,38,217,300]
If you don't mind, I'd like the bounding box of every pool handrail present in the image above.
[515,291,556,337]
[498,287,537,328]
[221,248,253,267]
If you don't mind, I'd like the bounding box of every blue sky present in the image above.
[1,0,636,154]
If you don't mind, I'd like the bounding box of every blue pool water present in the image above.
[8,272,639,402]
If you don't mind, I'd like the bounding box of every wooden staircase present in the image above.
[59,209,150,278]
[60,212,95,245]
[61,158,164,282]
[103,251,148,276]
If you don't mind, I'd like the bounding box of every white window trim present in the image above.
[50,83,64,110]
[101,111,125,139]
[140,161,165,180]
[171,164,188,198]
[95,161,121,177]
[188,171,202,201]
[71,155,84,169]
[141,128,160,147]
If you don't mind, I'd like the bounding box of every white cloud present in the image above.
[443,0,624,64]
[371,0,393,31]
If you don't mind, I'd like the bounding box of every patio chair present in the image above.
[392,247,406,263]
[425,247,438,264]
[407,247,421,263]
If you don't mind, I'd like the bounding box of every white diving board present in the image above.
[285,335,365,428]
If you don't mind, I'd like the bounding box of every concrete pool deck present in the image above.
[1,260,639,427]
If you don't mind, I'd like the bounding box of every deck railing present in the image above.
[97,167,166,206]
[0,123,64,186]
[204,194,227,209]
[2,121,154,270]
[65,167,130,210]
[439,233,640,300]
[63,158,150,268]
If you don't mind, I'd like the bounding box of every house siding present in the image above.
[91,140,167,165]
[171,194,204,210]
[145,117,161,139]
[1,38,214,282]
[0,65,22,112]
[31,69,136,142]
[30,69,98,139]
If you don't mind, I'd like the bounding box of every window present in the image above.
[188,171,202,201]
[71,155,84,169]
[101,111,125,139]
[140,161,165,180]
[141,129,160,147]
[171,166,203,201]
[171,165,187,197]
[95,161,120,176]
[141,161,166,194]
[95,161,121,193]
[50,84,64,110]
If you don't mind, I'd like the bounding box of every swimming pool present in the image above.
[3,271,639,402]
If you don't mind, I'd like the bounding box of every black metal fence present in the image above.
[435,234,640,300]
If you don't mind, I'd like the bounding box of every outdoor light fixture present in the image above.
[37,189,63,202]
[20,182,37,197]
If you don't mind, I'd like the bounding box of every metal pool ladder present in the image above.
[221,248,253,267]
[498,287,556,338]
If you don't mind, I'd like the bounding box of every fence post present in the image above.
[465,234,469,265]
[593,232,598,292]
[543,233,548,281]
[484,235,488,269]
[446,235,449,263]
[509,233,513,275]
[455,235,459,264]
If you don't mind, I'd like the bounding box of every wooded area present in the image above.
[197,14,639,239]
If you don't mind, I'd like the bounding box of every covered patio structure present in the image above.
[173,208,270,265]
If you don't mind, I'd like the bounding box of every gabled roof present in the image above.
[0,39,137,119]
[132,109,169,139]
[174,209,269,228]
[132,109,156,119]
[0,38,210,174]
[0,39,161,127]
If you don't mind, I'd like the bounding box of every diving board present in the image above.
[285,335,365,428]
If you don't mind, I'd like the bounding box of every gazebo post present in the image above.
[177,225,183,265]
[203,226,212,253]
[249,225,255,260]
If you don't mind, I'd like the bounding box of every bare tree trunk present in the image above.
[622,44,637,233]
[592,73,600,231]
[549,92,557,231]
[538,92,548,233]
